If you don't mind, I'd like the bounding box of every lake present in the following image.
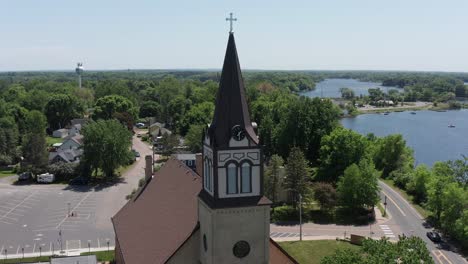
[302,78,401,98]
[341,110,468,166]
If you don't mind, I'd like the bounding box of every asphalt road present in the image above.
[0,136,153,258]
[379,180,467,264]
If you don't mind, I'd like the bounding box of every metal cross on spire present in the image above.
[226,12,237,33]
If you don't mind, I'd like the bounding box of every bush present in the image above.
[271,205,303,223]
[142,135,149,142]
[48,162,78,180]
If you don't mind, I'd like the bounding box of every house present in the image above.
[52,128,69,138]
[112,32,297,264]
[58,135,83,152]
[173,153,197,170]
[68,124,82,137]
[70,118,88,126]
[49,149,82,164]
[149,122,171,138]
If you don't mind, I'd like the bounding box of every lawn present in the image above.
[279,240,360,264]
[0,169,15,178]
[380,179,429,218]
[46,136,63,146]
[81,250,115,262]
[1,255,50,263]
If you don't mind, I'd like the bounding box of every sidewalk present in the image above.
[1,246,115,261]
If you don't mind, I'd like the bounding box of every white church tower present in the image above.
[198,18,272,264]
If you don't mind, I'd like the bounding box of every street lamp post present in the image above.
[22,247,24,259]
[59,230,63,253]
[299,194,302,241]
[39,246,42,257]
[383,196,387,217]
[107,240,110,252]
[67,202,71,217]
[88,241,91,253]
[4,249,7,260]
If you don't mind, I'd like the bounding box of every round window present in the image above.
[233,240,250,258]
[203,234,207,252]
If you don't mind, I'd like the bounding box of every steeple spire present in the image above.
[208,33,258,147]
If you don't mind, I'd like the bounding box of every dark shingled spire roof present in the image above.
[208,33,258,147]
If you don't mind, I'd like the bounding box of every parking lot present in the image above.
[0,185,115,256]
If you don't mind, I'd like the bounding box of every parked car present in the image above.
[37,173,55,183]
[69,176,88,185]
[135,123,146,128]
[426,231,442,243]
[135,151,141,158]
[18,172,32,181]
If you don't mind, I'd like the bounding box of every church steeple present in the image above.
[208,33,258,148]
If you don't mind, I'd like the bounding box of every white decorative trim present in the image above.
[219,153,231,162]
[247,152,259,160]
[233,153,245,160]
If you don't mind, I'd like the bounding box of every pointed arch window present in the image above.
[207,159,212,192]
[204,157,212,192]
[227,163,238,194]
[241,162,252,193]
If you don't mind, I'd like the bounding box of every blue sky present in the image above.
[1,0,468,72]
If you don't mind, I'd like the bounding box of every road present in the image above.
[0,135,153,259]
[379,181,467,264]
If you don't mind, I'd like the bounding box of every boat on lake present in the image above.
[411,112,416,114]
[383,112,390,115]
[448,124,455,128]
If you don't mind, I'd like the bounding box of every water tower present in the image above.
[75,62,84,89]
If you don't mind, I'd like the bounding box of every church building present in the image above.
[112,29,298,264]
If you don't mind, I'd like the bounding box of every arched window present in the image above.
[203,157,208,189]
[227,163,238,194]
[241,162,251,193]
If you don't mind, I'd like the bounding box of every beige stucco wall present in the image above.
[166,230,200,264]
[198,199,270,264]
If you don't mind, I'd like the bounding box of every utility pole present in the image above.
[384,196,387,217]
[299,194,303,241]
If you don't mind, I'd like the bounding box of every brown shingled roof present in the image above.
[112,158,297,264]
[112,158,202,264]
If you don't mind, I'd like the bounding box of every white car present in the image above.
[37,173,55,183]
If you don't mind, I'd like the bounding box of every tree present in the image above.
[22,110,48,170]
[178,102,214,136]
[406,164,431,203]
[284,147,311,208]
[81,120,132,178]
[264,155,284,204]
[139,101,162,118]
[337,159,379,210]
[312,182,337,211]
[318,127,368,182]
[159,133,180,156]
[185,124,204,153]
[374,134,413,178]
[45,94,83,130]
[93,95,137,121]
[447,156,468,186]
[340,87,355,99]
[275,97,341,162]
[426,163,453,223]
[440,183,466,237]
[321,236,433,264]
